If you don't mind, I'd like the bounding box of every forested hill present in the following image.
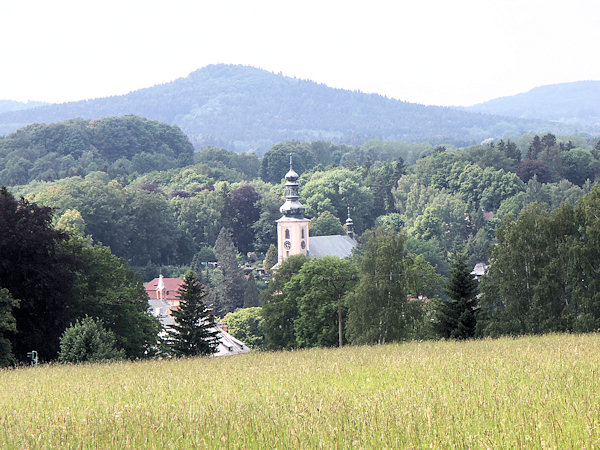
[463,81,600,128]
[0,116,194,185]
[0,65,564,152]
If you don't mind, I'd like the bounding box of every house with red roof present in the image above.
[144,275,249,356]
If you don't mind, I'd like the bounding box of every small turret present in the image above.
[156,274,166,300]
[345,205,355,240]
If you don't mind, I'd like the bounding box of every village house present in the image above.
[144,275,249,356]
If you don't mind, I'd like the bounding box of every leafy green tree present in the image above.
[289,257,358,348]
[301,167,374,233]
[252,191,283,253]
[478,203,571,336]
[346,226,414,344]
[56,209,86,235]
[168,271,219,357]
[260,141,316,184]
[310,210,344,236]
[0,289,19,367]
[375,213,405,232]
[435,254,478,339]
[58,316,125,364]
[404,253,444,299]
[70,238,161,359]
[222,307,265,349]
[560,148,594,186]
[261,254,308,350]
[213,227,245,314]
[571,185,600,331]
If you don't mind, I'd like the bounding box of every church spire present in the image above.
[345,204,355,240]
[279,153,305,217]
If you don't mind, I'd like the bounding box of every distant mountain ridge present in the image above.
[463,81,600,128]
[0,100,47,114]
[0,65,573,152]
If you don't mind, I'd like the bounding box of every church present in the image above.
[272,156,357,270]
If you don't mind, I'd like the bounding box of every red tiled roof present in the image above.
[144,277,184,300]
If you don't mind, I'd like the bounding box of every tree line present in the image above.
[3,126,600,362]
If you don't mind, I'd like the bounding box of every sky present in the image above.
[2,0,600,107]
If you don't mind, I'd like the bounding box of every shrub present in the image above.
[58,316,125,363]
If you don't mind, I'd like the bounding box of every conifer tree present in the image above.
[243,277,260,308]
[214,227,245,314]
[435,253,478,339]
[263,244,278,272]
[168,271,219,357]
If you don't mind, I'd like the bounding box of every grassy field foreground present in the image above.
[1,334,599,448]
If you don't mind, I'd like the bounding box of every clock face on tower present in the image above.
[284,240,291,249]
[301,240,306,249]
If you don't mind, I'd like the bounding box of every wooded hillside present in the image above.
[0,65,568,151]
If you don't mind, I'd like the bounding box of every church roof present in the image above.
[308,235,356,259]
[144,277,184,300]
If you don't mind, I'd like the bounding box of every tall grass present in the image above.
[1,333,599,448]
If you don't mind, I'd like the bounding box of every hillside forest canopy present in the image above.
[2,114,600,364]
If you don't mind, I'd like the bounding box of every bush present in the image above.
[222,307,265,349]
[58,317,125,363]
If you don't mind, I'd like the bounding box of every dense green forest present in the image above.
[0,65,573,151]
[0,115,193,185]
[2,111,600,364]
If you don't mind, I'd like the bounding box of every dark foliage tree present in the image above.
[0,187,80,362]
[243,278,260,308]
[0,288,19,367]
[168,271,219,357]
[516,159,553,183]
[230,184,262,254]
[435,253,478,339]
[213,227,245,314]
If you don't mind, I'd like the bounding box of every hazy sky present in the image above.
[2,0,599,106]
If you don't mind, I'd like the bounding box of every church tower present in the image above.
[276,155,310,265]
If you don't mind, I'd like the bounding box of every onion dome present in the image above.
[345,205,355,239]
[279,154,306,217]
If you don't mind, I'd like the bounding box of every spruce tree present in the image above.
[168,271,219,357]
[435,253,478,339]
[243,278,260,308]
[214,227,245,314]
[263,244,278,272]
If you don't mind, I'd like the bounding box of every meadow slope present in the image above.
[1,334,599,448]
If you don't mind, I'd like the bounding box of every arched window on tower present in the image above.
[301,228,305,239]
[285,229,290,239]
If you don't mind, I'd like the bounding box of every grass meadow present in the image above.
[1,333,599,448]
